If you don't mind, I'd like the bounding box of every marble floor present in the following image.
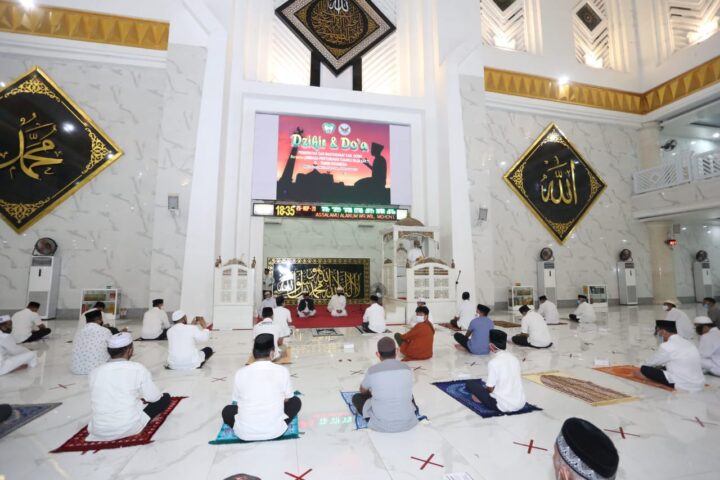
[2,305,720,480]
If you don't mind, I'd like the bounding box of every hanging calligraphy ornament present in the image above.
[327,0,350,13]
[503,123,606,244]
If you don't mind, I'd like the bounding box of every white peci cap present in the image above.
[171,310,186,322]
[108,332,133,348]
[0,315,11,324]
[694,316,713,325]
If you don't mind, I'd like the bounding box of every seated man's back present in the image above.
[231,360,292,440]
[167,323,209,370]
[467,316,493,355]
[71,322,111,375]
[361,359,418,432]
[88,360,160,440]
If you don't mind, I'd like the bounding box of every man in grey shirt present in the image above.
[352,337,418,433]
[703,297,720,328]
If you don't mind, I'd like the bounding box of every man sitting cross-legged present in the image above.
[221,333,302,441]
[466,330,527,414]
[167,310,214,370]
[0,315,38,376]
[71,309,112,375]
[11,302,51,344]
[394,306,435,360]
[362,295,386,333]
[512,305,552,349]
[640,319,704,392]
[254,307,283,360]
[88,333,172,441]
[454,304,493,355]
[141,298,170,341]
[352,337,419,433]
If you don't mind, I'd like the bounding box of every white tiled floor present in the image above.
[2,305,720,479]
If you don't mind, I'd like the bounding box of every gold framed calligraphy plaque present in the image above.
[0,67,123,233]
[503,123,606,244]
[275,0,396,75]
[267,257,370,305]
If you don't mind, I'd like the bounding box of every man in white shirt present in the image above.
[141,299,170,340]
[466,330,527,413]
[451,292,475,330]
[71,309,112,375]
[512,305,552,348]
[537,295,560,325]
[694,316,720,376]
[262,268,274,293]
[167,310,214,370]
[221,334,301,441]
[0,315,38,376]
[327,287,348,317]
[663,300,694,340]
[11,302,51,344]
[258,291,277,318]
[254,307,284,360]
[569,295,596,323]
[362,295,386,333]
[297,292,317,318]
[273,296,293,338]
[641,320,704,392]
[88,333,171,441]
[76,302,119,335]
[407,240,423,267]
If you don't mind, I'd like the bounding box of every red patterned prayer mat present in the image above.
[50,396,186,454]
[593,365,675,392]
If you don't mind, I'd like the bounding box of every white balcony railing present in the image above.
[633,149,720,194]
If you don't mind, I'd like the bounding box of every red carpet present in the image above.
[292,304,367,329]
[51,396,186,454]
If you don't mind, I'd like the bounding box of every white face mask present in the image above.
[662,305,669,311]
[415,316,425,323]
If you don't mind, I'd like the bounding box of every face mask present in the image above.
[656,334,664,345]
[662,306,669,311]
[704,304,709,310]
[415,316,425,324]
[576,300,581,305]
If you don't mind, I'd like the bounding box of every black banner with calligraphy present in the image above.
[503,123,606,243]
[0,67,122,233]
[267,257,370,305]
[275,0,395,75]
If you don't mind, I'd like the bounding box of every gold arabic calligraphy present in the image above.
[540,156,577,205]
[0,112,64,180]
[277,266,362,300]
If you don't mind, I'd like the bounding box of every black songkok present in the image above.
[556,417,619,480]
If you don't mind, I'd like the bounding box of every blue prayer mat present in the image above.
[209,416,300,445]
[340,391,428,430]
[432,379,541,418]
[0,403,61,439]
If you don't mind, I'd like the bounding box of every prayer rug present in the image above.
[209,416,300,445]
[523,371,638,406]
[50,396,186,453]
[340,391,427,430]
[438,322,462,332]
[246,347,292,365]
[0,402,61,439]
[432,380,541,418]
[593,364,675,392]
[354,326,392,335]
[493,321,522,328]
[312,328,343,337]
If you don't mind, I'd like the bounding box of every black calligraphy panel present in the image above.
[268,257,370,304]
[276,0,395,75]
[503,124,606,243]
[0,67,122,233]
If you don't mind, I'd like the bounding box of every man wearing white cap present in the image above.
[695,316,720,376]
[663,300,694,340]
[88,333,171,440]
[0,315,38,375]
[167,311,214,370]
[71,309,112,375]
[327,287,348,317]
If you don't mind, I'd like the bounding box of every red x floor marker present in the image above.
[285,468,312,479]
[350,370,364,375]
[410,453,444,470]
[210,377,227,382]
[684,417,718,428]
[513,439,548,454]
[50,383,75,390]
[604,427,640,439]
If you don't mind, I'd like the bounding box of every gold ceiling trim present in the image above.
[485,55,720,115]
[0,1,169,51]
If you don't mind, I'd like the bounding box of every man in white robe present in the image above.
[273,296,293,338]
[407,240,423,267]
[258,291,277,318]
[167,311,214,370]
[695,316,720,376]
[11,302,51,343]
[451,292,475,330]
[254,307,283,360]
[141,299,170,340]
[537,295,560,325]
[569,295,596,323]
[327,287,348,317]
[663,300,694,340]
[0,315,38,376]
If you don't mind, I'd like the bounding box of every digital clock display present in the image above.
[262,203,402,221]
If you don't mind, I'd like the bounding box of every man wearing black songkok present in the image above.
[553,417,619,479]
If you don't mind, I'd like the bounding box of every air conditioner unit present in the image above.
[27,256,61,319]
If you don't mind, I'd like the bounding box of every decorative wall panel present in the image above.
[480,0,528,52]
[666,0,720,53]
[573,1,611,69]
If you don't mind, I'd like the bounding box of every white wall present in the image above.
[673,224,720,301]
[0,46,206,313]
[461,74,653,306]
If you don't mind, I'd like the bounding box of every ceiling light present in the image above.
[19,0,35,10]
[493,34,516,51]
[688,17,719,44]
[691,141,696,145]
[583,52,603,69]
[713,132,720,139]
[558,76,570,86]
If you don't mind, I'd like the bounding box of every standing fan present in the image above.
[619,249,633,262]
[696,250,708,262]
